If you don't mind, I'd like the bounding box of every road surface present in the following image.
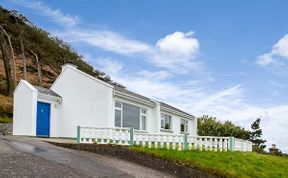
[0,135,174,178]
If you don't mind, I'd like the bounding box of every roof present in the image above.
[160,102,193,117]
[14,80,37,95]
[114,86,153,103]
[113,86,193,117]
[33,85,62,98]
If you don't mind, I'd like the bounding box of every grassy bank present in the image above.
[0,116,12,123]
[131,147,288,178]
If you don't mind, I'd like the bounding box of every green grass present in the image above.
[131,147,288,178]
[0,116,12,123]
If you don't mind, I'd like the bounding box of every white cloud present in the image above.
[136,70,172,81]
[57,29,153,55]
[257,34,288,66]
[272,34,288,57]
[57,29,201,72]
[8,0,79,26]
[156,32,198,59]
[153,31,199,70]
[239,71,248,76]
[191,85,243,113]
[95,58,123,75]
[256,53,274,65]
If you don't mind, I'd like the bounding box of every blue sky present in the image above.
[2,0,288,152]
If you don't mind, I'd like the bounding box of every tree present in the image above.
[197,115,250,140]
[249,118,266,153]
[268,144,282,156]
[10,10,29,80]
[0,30,11,95]
[30,50,42,86]
[0,24,16,88]
[19,26,27,80]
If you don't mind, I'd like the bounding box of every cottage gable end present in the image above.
[50,64,113,90]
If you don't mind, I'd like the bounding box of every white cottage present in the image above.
[13,64,197,138]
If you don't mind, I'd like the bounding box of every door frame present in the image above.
[36,101,51,137]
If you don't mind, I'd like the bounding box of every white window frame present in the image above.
[114,101,147,131]
[140,108,147,131]
[115,101,123,127]
[180,119,188,133]
[161,113,172,130]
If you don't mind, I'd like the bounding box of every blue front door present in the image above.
[36,101,50,137]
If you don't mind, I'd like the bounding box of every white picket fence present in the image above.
[77,126,252,152]
[79,126,131,145]
[235,138,253,152]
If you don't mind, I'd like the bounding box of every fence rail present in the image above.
[77,126,252,152]
[235,138,253,152]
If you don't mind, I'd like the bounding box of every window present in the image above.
[140,108,147,130]
[122,103,140,129]
[115,102,122,127]
[115,102,122,108]
[161,113,171,130]
[180,119,188,133]
[114,101,147,130]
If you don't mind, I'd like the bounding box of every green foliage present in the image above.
[0,116,12,123]
[197,115,250,140]
[131,147,288,178]
[0,6,121,86]
[249,118,266,153]
[0,30,11,95]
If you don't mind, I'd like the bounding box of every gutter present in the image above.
[113,91,155,107]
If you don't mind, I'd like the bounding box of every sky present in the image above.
[1,0,288,152]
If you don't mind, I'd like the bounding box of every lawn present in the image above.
[131,147,288,178]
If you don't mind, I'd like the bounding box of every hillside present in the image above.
[0,6,117,119]
[132,147,288,178]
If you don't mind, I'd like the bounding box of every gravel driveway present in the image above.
[0,135,174,178]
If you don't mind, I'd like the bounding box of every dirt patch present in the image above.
[48,142,217,178]
[0,57,59,117]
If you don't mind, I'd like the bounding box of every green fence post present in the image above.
[77,125,80,144]
[183,133,188,150]
[229,136,235,151]
[130,128,134,146]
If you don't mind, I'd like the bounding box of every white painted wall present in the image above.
[13,81,37,136]
[189,117,198,135]
[51,65,114,138]
[160,109,197,135]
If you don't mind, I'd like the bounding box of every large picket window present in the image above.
[115,101,147,130]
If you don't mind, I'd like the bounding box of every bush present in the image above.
[0,116,12,123]
[198,115,250,140]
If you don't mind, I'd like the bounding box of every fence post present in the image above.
[229,137,235,151]
[77,125,80,144]
[183,133,188,150]
[130,128,134,146]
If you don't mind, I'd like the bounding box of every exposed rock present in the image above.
[0,123,12,135]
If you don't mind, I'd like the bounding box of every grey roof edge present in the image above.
[33,85,62,98]
[160,102,194,118]
[113,86,194,117]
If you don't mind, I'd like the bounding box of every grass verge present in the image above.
[0,116,13,123]
[130,147,288,178]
